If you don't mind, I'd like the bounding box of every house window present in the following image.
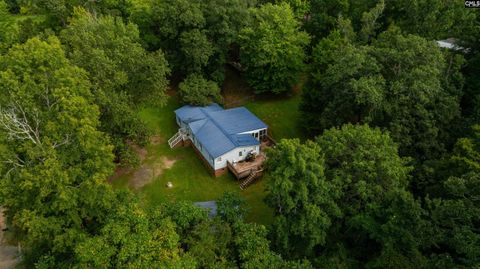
[217,157,222,162]
[260,129,266,139]
[239,151,242,157]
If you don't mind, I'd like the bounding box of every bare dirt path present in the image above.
[109,135,177,189]
[0,208,20,269]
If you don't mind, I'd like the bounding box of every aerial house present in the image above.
[168,103,271,188]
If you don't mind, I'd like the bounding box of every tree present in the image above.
[217,191,247,224]
[316,124,411,215]
[17,0,133,27]
[265,139,341,256]
[0,0,19,53]
[233,221,313,269]
[185,218,235,269]
[384,0,478,40]
[301,30,384,134]
[178,74,222,106]
[131,0,254,82]
[303,0,383,43]
[423,173,480,268]
[0,36,117,266]
[301,29,461,163]
[450,125,480,176]
[74,194,191,269]
[239,3,310,93]
[315,124,426,268]
[60,8,170,165]
[266,125,426,267]
[272,0,310,21]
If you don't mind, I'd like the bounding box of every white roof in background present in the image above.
[436,38,468,52]
[437,40,456,49]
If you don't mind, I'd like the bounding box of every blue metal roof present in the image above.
[208,107,268,134]
[175,103,266,158]
[175,103,223,123]
[193,121,236,158]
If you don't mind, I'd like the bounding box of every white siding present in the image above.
[213,145,260,170]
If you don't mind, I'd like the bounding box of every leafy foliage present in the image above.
[131,0,254,82]
[265,139,340,256]
[60,8,169,164]
[301,29,461,162]
[450,125,480,175]
[266,125,425,267]
[424,173,480,268]
[74,194,189,269]
[217,191,247,224]
[0,36,116,266]
[239,3,310,93]
[0,0,20,53]
[178,74,222,106]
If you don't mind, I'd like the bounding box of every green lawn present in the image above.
[245,94,306,141]
[112,88,304,225]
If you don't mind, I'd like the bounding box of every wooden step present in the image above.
[239,169,263,190]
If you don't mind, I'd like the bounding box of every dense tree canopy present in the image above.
[60,8,169,165]
[0,36,117,265]
[179,74,222,106]
[131,0,254,83]
[239,3,310,93]
[266,125,425,267]
[74,194,189,269]
[301,29,461,162]
[0,1,479,268]
[265,139,340,256]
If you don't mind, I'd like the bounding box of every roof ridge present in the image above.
[202,106,242,147]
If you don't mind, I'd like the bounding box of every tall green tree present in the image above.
[60,8,170,165]
[239,3,310,93]
[316,124,425,268]
[384,0,478,40]
[178,74,222,106]
[74,194,191,269]
[423,172,480,268]
[17,0,133,27]
[301,29,461,162]
[131,0,254,82]
[266,125,426,267]
[0,36,117,266]
[0,0,20,53]
[265,139,341,256]
[450,125,480,176]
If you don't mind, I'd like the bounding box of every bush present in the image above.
[179,74,222,106]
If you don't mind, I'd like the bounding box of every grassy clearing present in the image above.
[245,94,305,141]
[112,97,273,225]
[112,69,305,226]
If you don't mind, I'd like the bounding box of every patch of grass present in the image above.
[222,65,306,141]
[245,94,306,141]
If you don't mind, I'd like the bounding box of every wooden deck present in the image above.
[227,135,275,184]
[227,153,266,179]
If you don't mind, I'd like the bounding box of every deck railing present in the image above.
[168,128,186,148]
